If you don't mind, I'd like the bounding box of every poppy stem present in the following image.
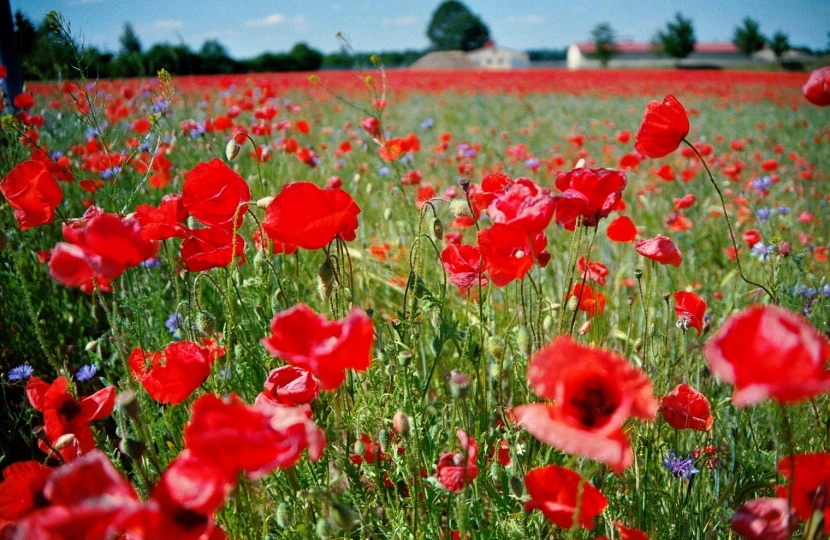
[681,139,775,303]
[569,222,599,336]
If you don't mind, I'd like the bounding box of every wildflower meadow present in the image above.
[2,14,830,540]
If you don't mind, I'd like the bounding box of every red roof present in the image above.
[575,41,740,54]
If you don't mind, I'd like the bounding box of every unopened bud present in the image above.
[448,369,471,399]
[256,196,274,209]
[432,217,444,240]
[383,207,392,220]
[116,390,140,421]
[393,411,410,438]
[378,428,390,453]
[578,321,592,335]
[353,438,366,457]
[84,340,99,352]
[397,350,412,367]
[276,501,293,528]
[225,138,240,161]
[54,433,76,450]
[119,437,145,460]
[317,258,336,301]
[575,158,586,169]
[516,326,531,357]
[486,336,504,359]
[542,315,553,332]
[329,502,356,531]
[509,476,524,498]
[567,295,580,312]
[195,311,216,335]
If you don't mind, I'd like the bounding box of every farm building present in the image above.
[411,43,529,70]
[566,41,772,69]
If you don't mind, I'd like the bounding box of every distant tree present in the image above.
[119,22,142,55]
[654,12,696,60]
[1,1,23,102]
[426,1,490,52]
[591,22,617,67]
[769,31,790,59]
[199,40,237,73]
[289,43,323,71]
[733,18,766,56]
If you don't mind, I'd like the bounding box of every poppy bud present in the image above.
[509,476,524,498]
[490,460,502,480]
[116,389,140,421]
[195,311,216,335]
[54,433,76,450]
[542,315,553,332]
[84,340,99,352]
[397,350,412,367]
[276,501,293,529]
[256,196,275,209]
[567,295,580,312]
[487,336,504,359]
[393,411,410,438]
[119,437,145,460]
[383,207,392,220]
[432,217,444,240]
[315,517,332,538]
[225,138,240,161]
[365,183,373,195]
[353,438,366,457]
[378,428,390,453]
[329,502,356,531]
[489,359,502,380]
[317,258,336,301]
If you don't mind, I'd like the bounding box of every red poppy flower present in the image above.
[261,304,374,391]
[552,167,627,231]
[468,172,512,218]
[742,229,761,247]
[704,305,830,407]
[803,66,830,107]
[634,95,690,158]
[263,182,360,250]
[440,243,487,292]
[13,93,35,110]
[731,497,796,540]
[182,159,251,230]
[512,336,657,473]
[487,178,554,233]
[0,160,64,231]
[523,464,607,529]
[673,193,695,210]
[776,453,830,534]
[635,234,682,267]
[129,341,219,405]
[0,461,52,521]
[9,450,143,540]
[184,393,326,480]
[674,291,706,335]
[610,522,650,540]
[180,227,246,272]
[436,430,479,493]
[478,224,547,287]
[606,215,637,242]
[148,153,174,189]
[260,365,320,406]
[49,212,158,287]
[565,282,606,318]
[134,194,190,241]
[660,383,713,431]
[26,376,115,461]
[252,228,297,255]
[577,256,609,285]
[148,450,235,540]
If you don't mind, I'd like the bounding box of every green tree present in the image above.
[198,40,237,74]
[733,17,766,56]
[426,0,490,51]
[591,22,617,67]
[119,22,142,55]
[769,31,790,59]
[289,42,323,71]
[654,12,696,60]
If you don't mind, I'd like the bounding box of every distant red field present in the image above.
[30,68,809,104]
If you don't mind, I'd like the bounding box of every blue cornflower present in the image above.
[777,207,791,215]
[822,284,830,297]
[524,157,540,170]
[379,167,390,177]
[750,175,772,193]
[141,257,161,269]
[8,364,34,381]
[102,166,122,180]
[75,364,98,382]
[751,242,776,262]
[755,207,772,223]
[153,99,171,114]
[663,450,700,479]
[420,117,434,130]
[165,312,184,339]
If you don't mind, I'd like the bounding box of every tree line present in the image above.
[11,11,424,81]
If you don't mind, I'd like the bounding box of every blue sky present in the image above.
[11,0,830,59]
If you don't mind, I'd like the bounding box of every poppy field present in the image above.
[2,37,830,539]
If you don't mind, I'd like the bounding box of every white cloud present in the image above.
[506,15,544,25]
[381,15,420,27]
[245,14,286,27]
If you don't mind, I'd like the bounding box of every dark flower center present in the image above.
[32,490,50,509]
[174,508,208,529]
[57,399,82,423]
[570,382,618,428]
